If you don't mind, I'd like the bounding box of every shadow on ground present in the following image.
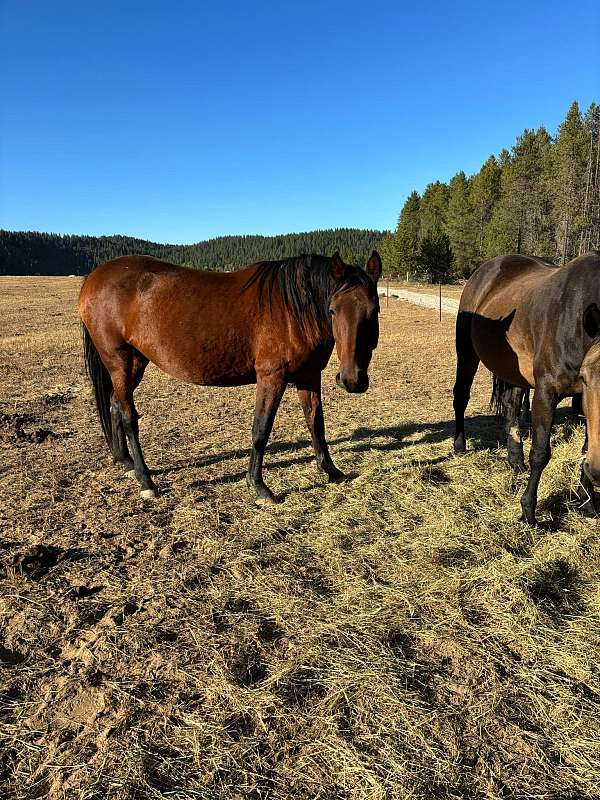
[152,414,500,483]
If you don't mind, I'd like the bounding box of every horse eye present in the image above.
[329,308,335,316]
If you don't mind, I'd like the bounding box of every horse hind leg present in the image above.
[453,312,480,453]
[108,347,157,499]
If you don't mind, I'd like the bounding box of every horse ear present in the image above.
[365,250,382,283]
[583,303,600,338]
[330,251,346,280]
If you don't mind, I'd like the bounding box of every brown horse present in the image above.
[453,251,600,524]
[79,251,382,502]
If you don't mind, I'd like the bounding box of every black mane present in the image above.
[243,254,374,345]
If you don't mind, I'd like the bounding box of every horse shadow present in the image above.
[154,412,504,490]
[153,405,582,490]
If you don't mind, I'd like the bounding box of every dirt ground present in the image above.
[1,277,600,800]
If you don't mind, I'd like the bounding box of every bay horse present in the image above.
[453,251,600,524]
[79,251,382,503]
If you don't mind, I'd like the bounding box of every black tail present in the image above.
[490,375,508,417]
[491,375,528,419]
[82,324,113,448]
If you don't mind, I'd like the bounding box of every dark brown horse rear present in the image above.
[453,251,600,523]
[79,251,382,502]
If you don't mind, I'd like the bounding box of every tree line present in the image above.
[0,228,385,276]
[381,100,600,280]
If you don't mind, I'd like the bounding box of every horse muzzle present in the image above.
[336,371,369,394]
[583,459,600,487]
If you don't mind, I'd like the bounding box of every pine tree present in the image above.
[579,102,600,254]
[446,171,477,276]
[420,182,450,240]
[470,155,501,262]
[393,190,421,273]
[549,101,588,262]
[379,232,400,276]
[485,129,553,259]
[418,233,454,282]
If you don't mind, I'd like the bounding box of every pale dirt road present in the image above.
[378,285,460,315]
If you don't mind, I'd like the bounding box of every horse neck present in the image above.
[280,265,336,350]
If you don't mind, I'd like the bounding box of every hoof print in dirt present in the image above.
[275,666,326,707]
[228,647,268,687]
[0,643,25,666]
[523,559,586,624]
[0,411,72,444]
[421,466,450,485]
[257,618,284,644]
[66,584,103,600]
[223,711,256,741]
[9,544,62,580]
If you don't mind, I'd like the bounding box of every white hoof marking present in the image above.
[140,488,157,500]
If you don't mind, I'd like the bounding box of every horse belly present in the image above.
[131,327,256,387]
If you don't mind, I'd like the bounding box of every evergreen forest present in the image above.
[2,100,598,280]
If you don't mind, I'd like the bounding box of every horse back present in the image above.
[459,254,556,315]
[459,252,600,391]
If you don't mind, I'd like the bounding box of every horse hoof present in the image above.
[520,513,537,526]
[126,469,136,479]
[453,435,466,454]
[140,488,158,500]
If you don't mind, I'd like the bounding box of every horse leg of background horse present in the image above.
[453,313,480,453]
[296,379,344,482]
[572,393,583,421]
[520,389,531,433]
[109,347,157,499]
[520,384,558,524]
[247,376,286,504]
[503,386,527,473]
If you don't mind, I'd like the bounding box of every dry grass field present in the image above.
[2,276,600,800]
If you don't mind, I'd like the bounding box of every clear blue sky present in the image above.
[1,0,598,243]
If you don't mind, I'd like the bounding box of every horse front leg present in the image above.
[297,378,344,482]
[247,376,286,504]
[520,384,557,524]
[575,427,598,517]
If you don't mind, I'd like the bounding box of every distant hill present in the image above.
[0,228,386,276]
